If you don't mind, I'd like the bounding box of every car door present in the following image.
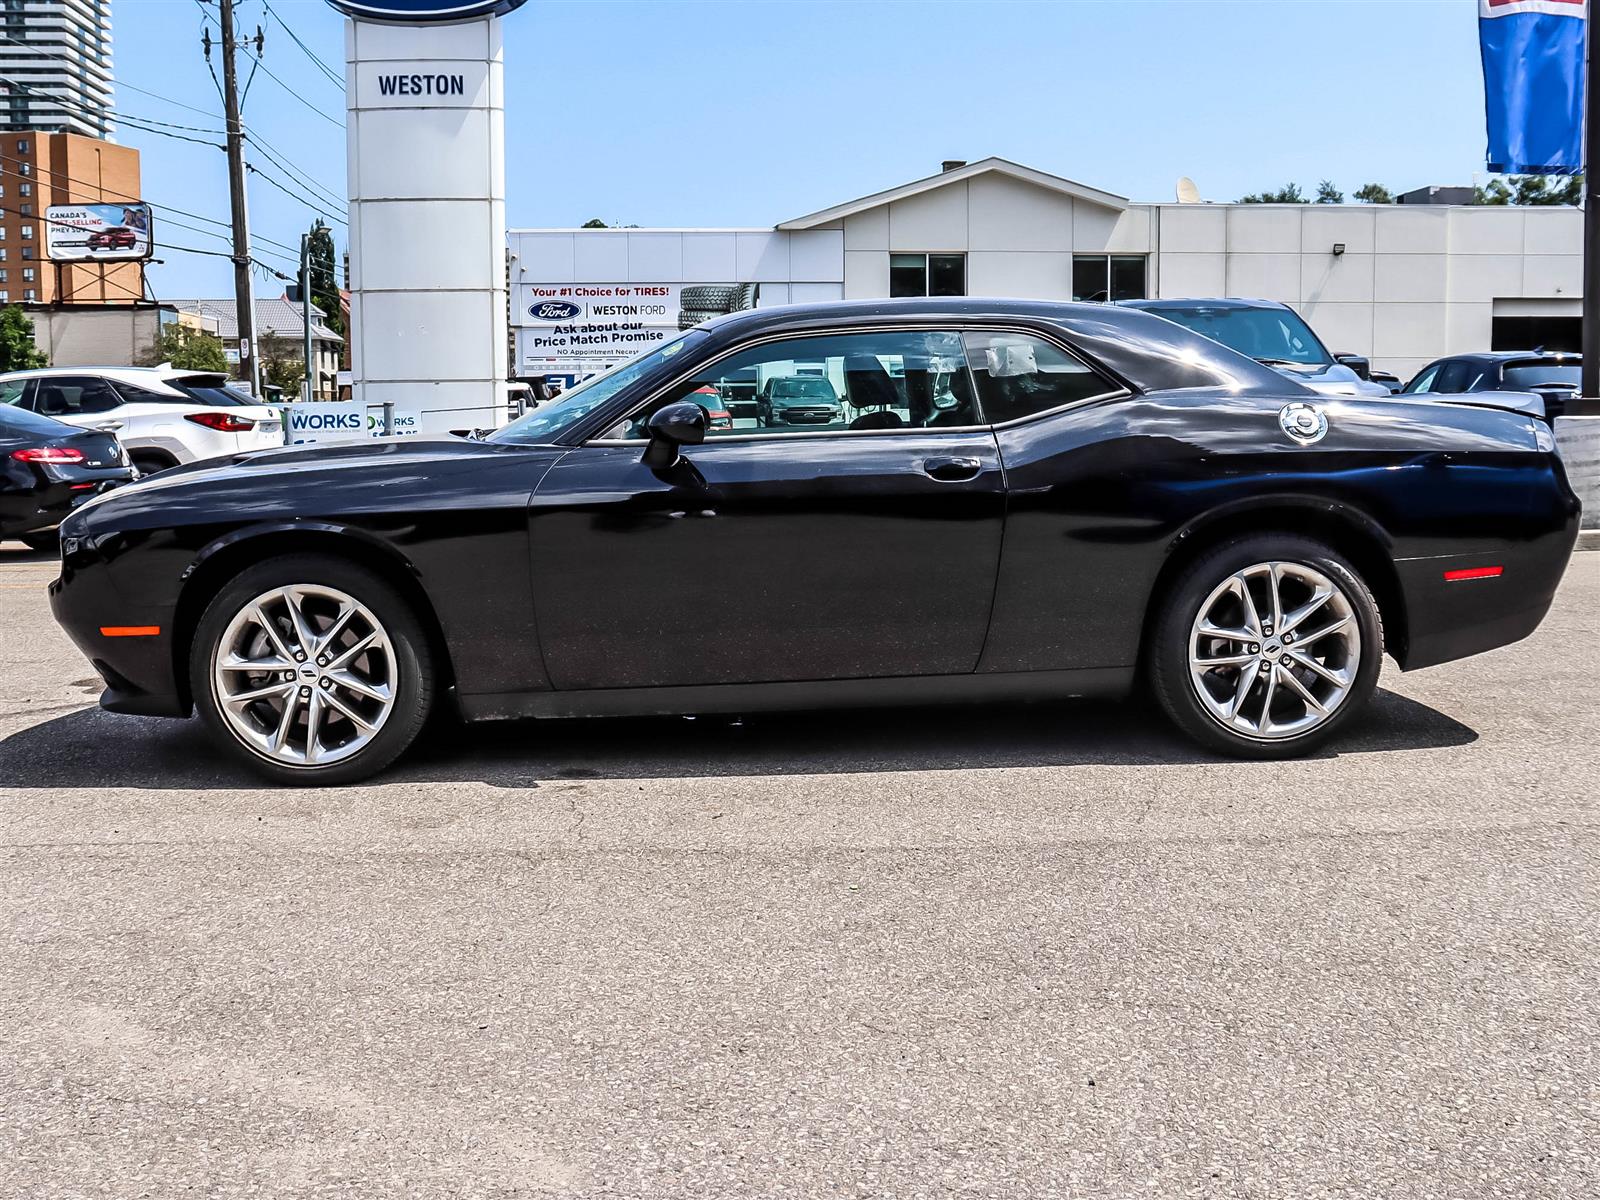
[527,327,1005,691]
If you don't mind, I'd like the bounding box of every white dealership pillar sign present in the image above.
[335,0,526,434]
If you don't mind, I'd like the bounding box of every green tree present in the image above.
[144,322,229,372]
[1353,183,1393,204]
[1474,174,1582,205]
[581,217,608,228]
[1238,183,1306,204]
[0,304,48,371]
[1315,180,1344,204]
[259,332,306,398]
[296,219,343,338]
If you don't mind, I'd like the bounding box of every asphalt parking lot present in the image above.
[2,542,1597,1199]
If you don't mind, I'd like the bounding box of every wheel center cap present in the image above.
[1264,643,1282,658]
[299,664,319,681]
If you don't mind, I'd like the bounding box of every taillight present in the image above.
[11,446,85,464]
[185,412,256,433]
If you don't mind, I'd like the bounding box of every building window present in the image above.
[0,291,8,303]
[21,267,33,281]
[17,161,29,176]
[20,224,32,239]
[16,138,27,154]
[0,269,6,282]
[19,182,29,196]
[1071,254,1147,302]
[889,253,966,298]
[21,246,33,259]
[18,204,28,215]
[0,226,6,240]
[23,288,34,300]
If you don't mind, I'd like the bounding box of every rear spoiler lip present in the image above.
[1407,389,1546,420]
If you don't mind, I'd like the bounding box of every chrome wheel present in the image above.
[211,584,397,768]
[1187,560,1362,741]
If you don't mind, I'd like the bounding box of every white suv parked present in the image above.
[0,366,284,476]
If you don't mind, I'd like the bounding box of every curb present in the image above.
[1579,531,1600,552]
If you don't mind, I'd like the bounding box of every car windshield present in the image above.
[1503,363,1580,389]
[489,331,707,444]
[772,377,836,400]
[1146,305,1332,367]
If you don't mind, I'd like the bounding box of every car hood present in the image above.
[64,435,546,525]
[1264,360,1394,398]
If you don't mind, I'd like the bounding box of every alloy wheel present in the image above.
[211,584,397,768]
[1187,560,1362,741]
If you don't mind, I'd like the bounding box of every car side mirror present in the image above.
[1335,353,1371,380]
[642,399,707,468]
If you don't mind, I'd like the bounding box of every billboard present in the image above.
[44,203,153,263]
[516,282,760,379]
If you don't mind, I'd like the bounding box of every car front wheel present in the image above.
[1149,535,1383,759]
[190,554,434,784]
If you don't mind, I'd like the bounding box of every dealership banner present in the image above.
[516,282,760,377]
[44,203,154,262]
[281,401,421,445]
[1479,0,1585,175]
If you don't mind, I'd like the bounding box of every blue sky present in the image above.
[118,0,1488,300]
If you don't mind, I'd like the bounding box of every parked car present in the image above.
[1403,351,1580,420]
[0,367,284,477]
[688,384,734,429]
[1,404,133,551]
[50,298,1579,784]
[757,375,842,426]
[1121,297,1393,398]
[86,226,138,251]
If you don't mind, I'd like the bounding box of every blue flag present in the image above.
[1480,0,1586,175]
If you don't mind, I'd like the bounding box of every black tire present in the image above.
[130,451,177,478]
[680,285,738,311]
[20,532,58,553]
[1148,534,1383,759]
[677,308,721,331]
[189,553,435,785]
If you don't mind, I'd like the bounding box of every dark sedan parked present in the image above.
[1,404,133,551]
[1404,351,1580,419]
[50,299,1580,784]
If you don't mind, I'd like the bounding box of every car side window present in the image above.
[112,380,184,404]
[1432,361,1481,394]
[1405,364,1440,393]
[962,331,1114,423]
[33,376,121,416]
[0,378,31,408]
[600,329,976,439]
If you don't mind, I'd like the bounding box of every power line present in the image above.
[246,163,347,227]
[0,161,305,259]
[262,1,345,92]
[0,33,223,121]
[246,133,347,214]
[240,49,344,128]
[0,197,300,275]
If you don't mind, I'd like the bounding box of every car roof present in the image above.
[1117,297,1293,313]
[0,365,226,384]
[1431,350,1581,364]
[691,296,1304,397]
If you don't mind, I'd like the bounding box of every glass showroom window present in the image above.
[889,253,966,298]
[1071,254,1146,302]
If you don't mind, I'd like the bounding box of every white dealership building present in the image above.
[509,156,1582,389]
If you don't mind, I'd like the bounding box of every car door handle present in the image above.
[921,456,982,482]
[92,421,123,432]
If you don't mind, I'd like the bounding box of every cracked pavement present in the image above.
[1,542,1597,1198]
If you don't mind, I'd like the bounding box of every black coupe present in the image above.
[49,300,1580,783]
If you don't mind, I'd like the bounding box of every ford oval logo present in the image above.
[325,0,528,23]
[530,301,582,320]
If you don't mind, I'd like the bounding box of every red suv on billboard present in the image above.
[86,226,138,251]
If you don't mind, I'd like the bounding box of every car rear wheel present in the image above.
[190,555,434,784]
[1149,535,1383,759]
[130,451,177,478]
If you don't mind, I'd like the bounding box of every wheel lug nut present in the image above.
[317,656,328,667]
[299,686,311,698]
[320,678,332,689]
[281,671,294,682]
[1249,643,1260,653]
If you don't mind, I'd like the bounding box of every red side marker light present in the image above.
[100,626,162,637]
[1443,566,1503,582]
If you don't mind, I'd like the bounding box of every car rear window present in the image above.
[0,403,76,438]
[1502,363,1580,389]
[176,384,255,407]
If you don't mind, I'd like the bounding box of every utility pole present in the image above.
[218,0,260,396]
[301,232,314,401]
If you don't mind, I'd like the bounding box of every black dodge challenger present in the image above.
[49,300,1580,784]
